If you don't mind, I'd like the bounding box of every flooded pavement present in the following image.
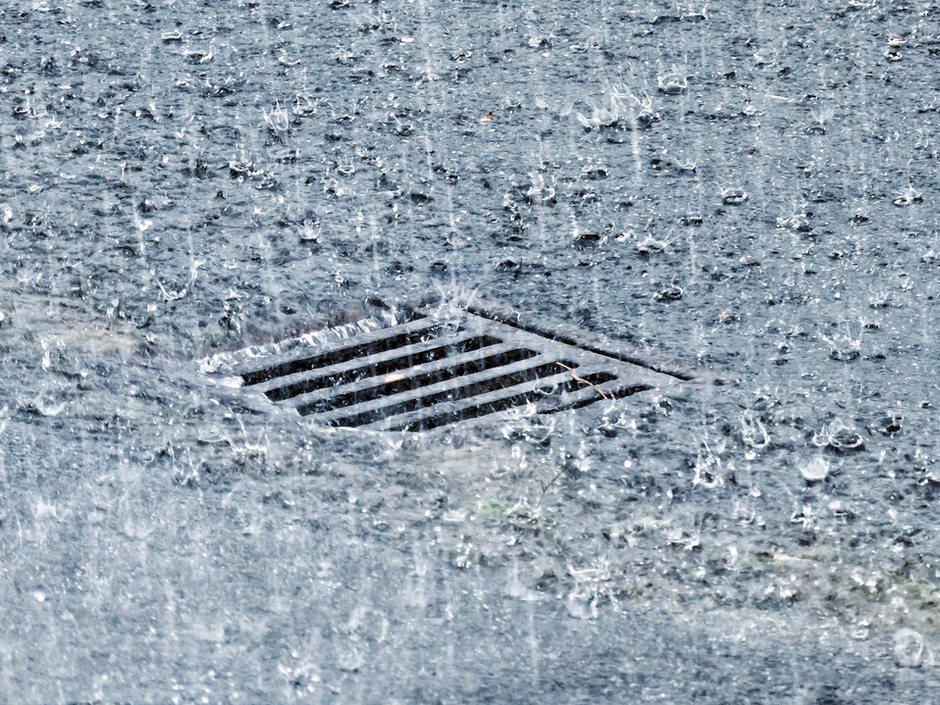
[1,0,939,702]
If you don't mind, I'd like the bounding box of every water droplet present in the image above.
[812,418,865,453]
[894,629,933,668]
[721,188,748,206]
[657,68,688,95]
[800,456,831,482]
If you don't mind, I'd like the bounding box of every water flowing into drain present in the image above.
[205,295,718,431]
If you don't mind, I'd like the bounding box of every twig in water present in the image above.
[556,362,608,399]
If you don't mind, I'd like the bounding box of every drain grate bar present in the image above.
[286,340,532,416]
[203,293,723,431]
[533,373,653,414]
[464,302,698,381]
[303,349,558,426]
[236,315,440,386]
[372,367,614,432]
[251,330,501,401]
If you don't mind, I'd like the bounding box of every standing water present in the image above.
[0,0,938,702]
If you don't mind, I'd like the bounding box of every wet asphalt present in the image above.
[1,0,939,702]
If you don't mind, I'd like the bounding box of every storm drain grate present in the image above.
[203,295,719,432]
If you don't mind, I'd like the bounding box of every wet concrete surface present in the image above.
[1,0,939,702]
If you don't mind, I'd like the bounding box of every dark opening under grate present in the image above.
[205,295,720,431]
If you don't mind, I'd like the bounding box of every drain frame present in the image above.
[202,293,724,431]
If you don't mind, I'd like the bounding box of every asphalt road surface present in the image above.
[1,0,939,702]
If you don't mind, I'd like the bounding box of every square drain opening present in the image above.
[202,294,720,431]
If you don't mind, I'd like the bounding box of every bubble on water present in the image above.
[852,620,870,640]
[800,456,831,482]
[893,629,934,668]
[23,393,66,417]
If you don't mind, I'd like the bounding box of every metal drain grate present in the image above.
[204,295,720,432]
